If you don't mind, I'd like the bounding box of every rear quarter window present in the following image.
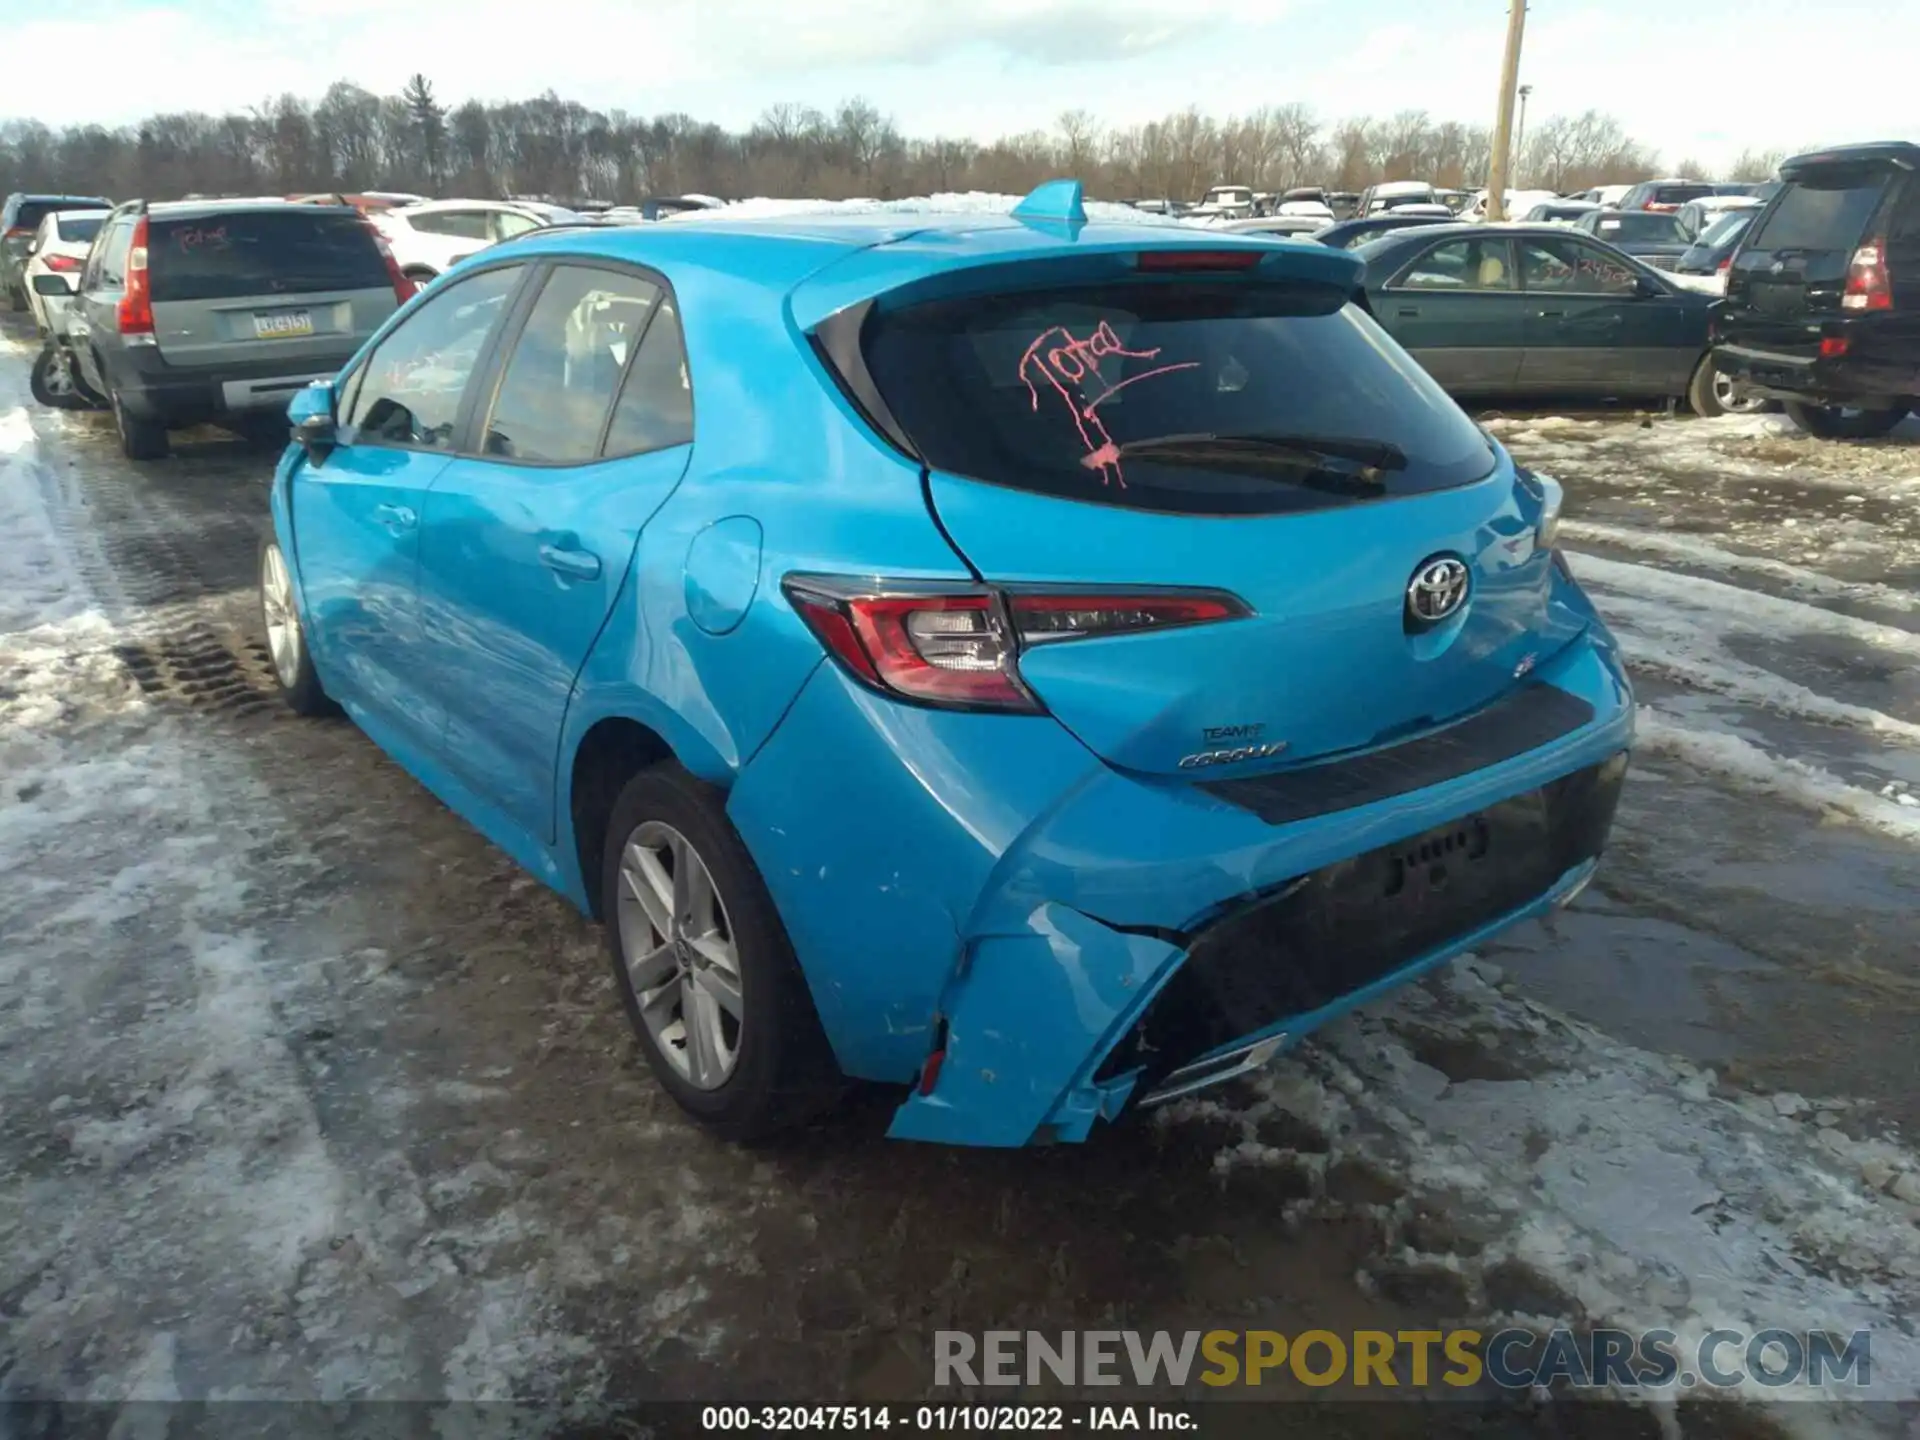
[147,210,389,302]
[1750,175,1888,252]
[860,280,1495,516]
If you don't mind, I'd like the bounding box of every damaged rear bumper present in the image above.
[728,631,1633,1148]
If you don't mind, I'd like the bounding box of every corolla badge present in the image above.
[1406,556,1470,625]
[1179,722,1287,770]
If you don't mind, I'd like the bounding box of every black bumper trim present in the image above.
[1199,683,1596,827]
[1100,753,1628,1092]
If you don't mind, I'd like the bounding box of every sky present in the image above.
[2,0,1913,174]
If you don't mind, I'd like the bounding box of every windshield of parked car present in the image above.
[861,279,1495,516]
[1748,173,1887,251]
[1591,212,1682,242]
[147,210,390,301]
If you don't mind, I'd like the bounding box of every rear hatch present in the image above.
[846,259,1578,778]
[1723,160,1901,355]
[147,208,400,369]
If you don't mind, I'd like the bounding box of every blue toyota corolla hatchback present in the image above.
[260,183,1633,1148]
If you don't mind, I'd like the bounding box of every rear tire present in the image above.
[1687,353,1763,418]
[1782,401,1908,440]
[601,762,842,1143]
[111,388,170,460]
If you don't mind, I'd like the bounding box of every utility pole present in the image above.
[1484,0,1529,221]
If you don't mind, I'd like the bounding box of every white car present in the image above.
[370,200,582,286]
[1572,184,1633,207]
[24,208,109,337]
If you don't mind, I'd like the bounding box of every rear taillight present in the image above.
[365,223,416,304]
[1820,335,1851,358]
[117,217,153,341]
[1842,237,1892,312]
[43,253,82,273]
[1716,256,1732,275]
[782,577,1249,712]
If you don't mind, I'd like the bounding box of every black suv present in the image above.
[1713,142,1919,439]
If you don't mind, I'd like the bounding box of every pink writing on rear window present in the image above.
[1019,320,1198,487]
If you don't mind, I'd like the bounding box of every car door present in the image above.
[1517,235,1696,395]
[69,213,134,396]
[291,262,527,751]
[1375,235,1525,395]
[415,261,693,842]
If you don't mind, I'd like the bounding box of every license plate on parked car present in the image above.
[253,310,314,339]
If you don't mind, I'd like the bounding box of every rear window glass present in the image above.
[147,210,388,302]
[862,281,1496,516]
[1698,211,1753,247]
[56,214,104,243]
[13,199,106,231]
[1594,213,1681,241]
[1653,184,1714,205]
[1750,176,1887,252]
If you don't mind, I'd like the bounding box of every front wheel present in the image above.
[30,345,92,409]
[602,763,842,1143]
[1782,401,1908,440]
[259,538,334,716]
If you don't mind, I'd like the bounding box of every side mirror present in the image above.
[32,272,77,297]
[287,382,337,461]
[1635,274,1666,299]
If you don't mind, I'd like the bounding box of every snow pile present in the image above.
[1183,960,1920,1424]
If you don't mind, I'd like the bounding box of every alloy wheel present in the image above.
[616,821,744,1090]
[260,543,302,688]
[1712,369,1762,415]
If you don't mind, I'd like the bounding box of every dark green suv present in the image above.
[1713,142,1920,438]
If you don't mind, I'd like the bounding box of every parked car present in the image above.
[23,208,108,336]
[1615,179,1715,213]
[1193,184,1257,219]
[1466,189,1560,221]
[1434,189,1473,214]
[39,199,411,458]
[1571,184,1632,207]
[1715,141,1920,438]
[1673,195,1761,243]
[1326,191,1361,219]
[1358,180,1437,215]
[1280,187,1327,206]
[1217,216,1323,237]
[1353,222,1753,414]
[256,184,1632,1147]
[1314,213,1457,249]
[1574,209,1691,265]
[371,200,582,286]
[1523,200,1602,226]
[3,192,112,310]
[1673,208,1757,278]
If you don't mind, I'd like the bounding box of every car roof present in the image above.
[1779,141,1920,178]
[491,193,1365,329]
[10,193,111,204]
[139,198,359,219]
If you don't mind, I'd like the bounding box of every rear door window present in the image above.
[860,280,1495,516]
[1396,238,1515,290]
[410,209,491,240]
[1750,175,1889,251]
[480,265,663,464]
[345,264,523,450]
[604,298,693,455]
[147,210,390,301]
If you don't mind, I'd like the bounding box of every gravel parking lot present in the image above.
[4,315,1919,1437]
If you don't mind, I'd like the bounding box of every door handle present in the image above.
[1397,306,1421,317]
[539,543,602,580]
[1535,308,1565,318]
[373,502,416,532]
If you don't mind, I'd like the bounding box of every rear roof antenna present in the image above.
[1012,179,1089,230]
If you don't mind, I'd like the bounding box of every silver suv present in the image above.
[48,199,408,459]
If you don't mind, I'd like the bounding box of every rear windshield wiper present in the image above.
[1110,432,1409,493]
